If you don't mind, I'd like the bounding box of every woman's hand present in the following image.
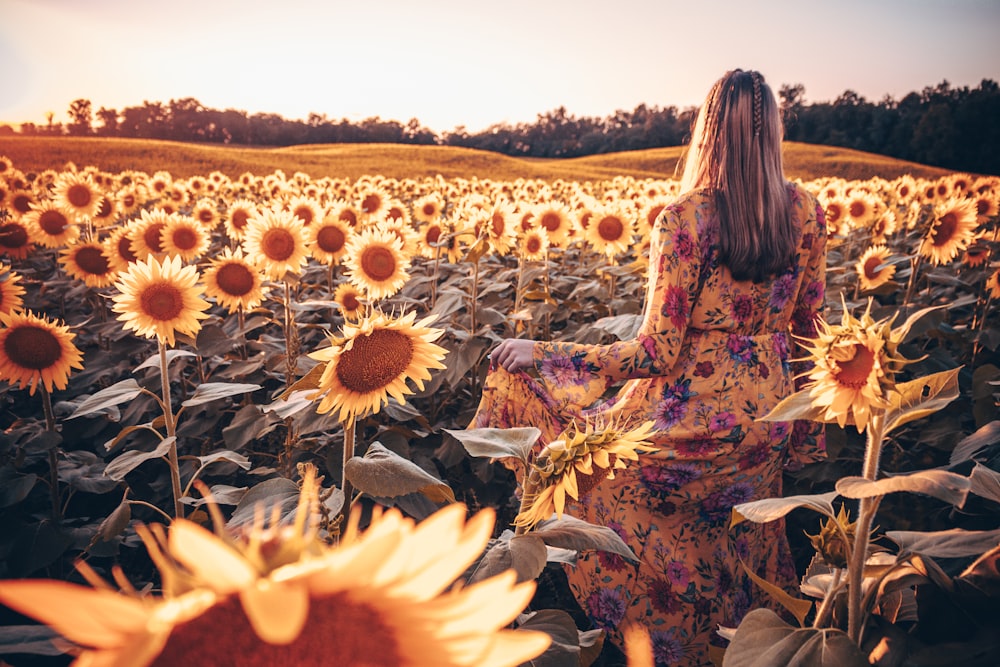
[490,338,537,373]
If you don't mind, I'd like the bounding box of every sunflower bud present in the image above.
[806,504,857,569]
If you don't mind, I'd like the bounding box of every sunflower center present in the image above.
[144,222,166,253]
[931,212,957,246]
[12,194,33,215]
[833,343,876,390]
[293,206,315,225]
[4,325,62,370]
[491,214,506,236]
[341,291,360,312]
[76,246,110,275]
[597,216,624,241]
[96,197,113,219]
[216,263,255,296]
[526,236,542,254]
[67,184,92,208]
[261,228,296,261]
[339,209,358,227]
[849,201,866,219]
[336,329,414,394]
[0,223,29,248]
[422,203,437,217]
[38,210,70,235]
[198,209,215,225]
[171,227,199,251]
[360,247,397,282]
[317,226,346,253]
[826,204,843,224]
[231,209,250,230]
[150,593,402,667]
[140,282,184,321]
[362,194,381,213]
[387,206,404,221]
[540,212,561,232]
[118,235,139,263]
[863,256,884,279]
[425,226,441,244]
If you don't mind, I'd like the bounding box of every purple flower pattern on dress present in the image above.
[587,587,626,631]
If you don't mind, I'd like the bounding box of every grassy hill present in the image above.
[0,136,954,183]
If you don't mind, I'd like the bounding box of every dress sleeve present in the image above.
[529,199,702,407]
[786,191,828,468]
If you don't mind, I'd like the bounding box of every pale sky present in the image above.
[1,0,998,134]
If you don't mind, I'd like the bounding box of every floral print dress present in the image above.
[471,183,827,666]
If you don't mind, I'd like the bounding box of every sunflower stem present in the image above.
[159,341,184,520]
[40,385,62,522]
[430,245,441,309]
[847,412,885,644]
[514,255,526,336]
[237,306,247,361]
[902,253,924,308]
[812,567,844,629]
[341,418,356,516]
[543,250,551,340]
[971,290,994,368]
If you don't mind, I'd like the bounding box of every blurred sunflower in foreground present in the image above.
[307,309,447,424]
[515,419,657,530]
[0,471,549,667]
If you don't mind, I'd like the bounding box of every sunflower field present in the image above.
[0,151,999,666]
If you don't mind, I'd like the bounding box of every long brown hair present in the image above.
[680,69,796,282]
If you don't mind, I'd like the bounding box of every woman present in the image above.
[472,69,827,666]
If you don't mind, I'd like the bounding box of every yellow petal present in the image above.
[239,579,310,645]
[168,519,257,594]
[0,581,146,648]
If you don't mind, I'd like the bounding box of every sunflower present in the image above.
[412,193,445,223]
[104,224,141,272]
[919,197,979,265]
[892,174,918,204]
[160,215,211,262]
[0,155,12,176]
[972,189,999,224]
[51,172,103,219]
[330,199,363,229]
[517,227,549,262]
[307,214,354,266]
[191,198,221,230]
[0,475,548,667]
[357,185,391,222]
[844,190,878,229]
[0,309,84,395]
[868,210,898,243]
[986,269,1000,299]
[286,196,324,228]
[307,309,447,424]
[821,195,849,236]
[963,244,990,268]
[22,201,80,248]
[0,219,34,259]
[855,244,896,291]
[417,219,447,259]
[129,209,175,260]
[533,203,574,248]
[90,193,118,227]
[8,189,38,218]
[242,207,311,280]
[637,199,669,239]
[343,227,411,300]
[112,254,211,347]
[59,241,118,288]
[374,218,420,259]
[585,205,634,258]
[384,198,412,226]
[117,184,147,216]
[799,301,908,432]
[441,220,477,264]
[332,282,365,320]
[514,419,657,530]
[224,199,259,241]
[202,247,266,314]
[480,200,517,256]
[0,263,26,315]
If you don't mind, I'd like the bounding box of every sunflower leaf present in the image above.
[533,514,638,562]
[67,379,143,420]
[103,437,175,481]
[277,363,326,402]
[836,470,970,506]
[227,476,301,528]
[181,382,261,407]
[722,608,868,667]
[134,349,196,372]
[883,367,962,436]
[731,490,840,528]
[885,527,1000,558]
[757,389,828,424]
[345,442,455,504]
[468,531,547,584]
[443,427,540,466]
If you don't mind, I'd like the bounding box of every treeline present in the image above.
[4,79,998,175]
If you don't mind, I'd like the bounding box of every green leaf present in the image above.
[722,608,868,667]
[183,484,248,507]
[950,422,1000,465]
[135,349,196,371]
[836,470,970,506]
[883,367,962,436]
[533,514,638,562]
[757,389,827,424]
[731,490,840,528]
[885,527,1000,558]
[193,450,252,471]
[181,382,261,407]
[344,442,455,504]
[227,476,301,528]
[104,437,175,481]
[443,427,540,465]
[468,530,547,584]
[0,470,37,508]
[68,379,143,420]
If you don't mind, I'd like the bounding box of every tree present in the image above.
[95,107,118,136]
[67,99,92,136]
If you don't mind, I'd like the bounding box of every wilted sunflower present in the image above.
[343,227,411,300]
[0,219,33,259]
[242,207,311,280]
[585,205,634,258]
[202,247,266,314]
[224,199,258,241]
[112,254,211,347]
[514,419,657,530]
[0,309,84,395]
[855,245,896,291]
[0,481,549,667]
[51,172,102,219]
[22,201,80,248]
[518,227,550,262]
[332,282,365,320]
[920,197,979,265]
[307,309,447,424]
[161,215,211,262]
[799,301,909,432]
[59,241,118,288]
[307,214,354,266]
[0,263,26,315]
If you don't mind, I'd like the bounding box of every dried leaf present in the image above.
[469,531,547,584]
